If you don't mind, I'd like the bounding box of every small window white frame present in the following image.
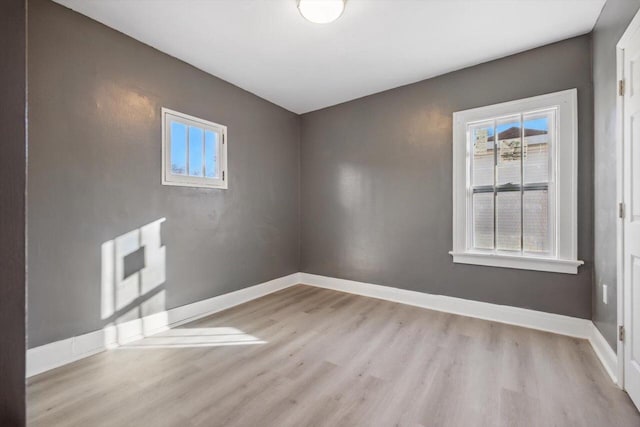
[161,107,228,189]
[450,89,583,274]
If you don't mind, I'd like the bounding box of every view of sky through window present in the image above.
[170,120,219,178]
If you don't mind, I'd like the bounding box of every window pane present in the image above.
[523,190,550,253]
[473,192,494,250]
[205,130,218,178]
[189,126,204,177]
[470,121,494,187]
[496,191,521,251]
[523,110,553,184]
[496,116,522,186]
[170,121,187,175]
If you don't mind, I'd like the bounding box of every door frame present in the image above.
[617,7,640,390]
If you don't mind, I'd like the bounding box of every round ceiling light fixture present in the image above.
[297,0,345,24]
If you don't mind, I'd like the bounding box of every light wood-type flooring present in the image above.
[28,285,640,426]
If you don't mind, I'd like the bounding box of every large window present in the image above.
[162,108,227,189]
[450,89,583,274]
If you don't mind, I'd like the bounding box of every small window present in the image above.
[162,108,227,189]
[450,89,583,274]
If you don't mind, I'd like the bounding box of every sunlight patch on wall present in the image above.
[101,218,167,345]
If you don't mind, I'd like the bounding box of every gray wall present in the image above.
[29,0,615,349]
[0,0,26,424]
[300,36,594,319]
[28,0,300,348]
[592,0,640,350]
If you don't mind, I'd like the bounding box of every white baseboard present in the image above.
[299,272,619,385]
[28,271,619,389]
[26,330,107,379]
[299,273,592,338]
[588,324,618,384]
[27,272,300,377]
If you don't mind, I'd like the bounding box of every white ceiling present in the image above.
[53,0,606,114]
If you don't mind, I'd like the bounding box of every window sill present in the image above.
[449,251,584,274]
[162,178,228,190]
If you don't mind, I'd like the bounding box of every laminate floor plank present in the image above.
[27,285,640,426]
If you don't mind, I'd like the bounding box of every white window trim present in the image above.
[450,89,583,274]
[161,107,228,189]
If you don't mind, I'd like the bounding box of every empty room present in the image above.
[3,0,640,425]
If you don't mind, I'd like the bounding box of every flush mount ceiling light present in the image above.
[297,0,345,24]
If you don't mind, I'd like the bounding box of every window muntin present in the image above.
[162,108,227,189]
[468,108,555,256]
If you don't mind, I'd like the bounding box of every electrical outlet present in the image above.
[603,284,608,304]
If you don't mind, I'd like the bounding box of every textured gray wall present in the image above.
[28,0,300,348]
[301,36,594,319]
[592,0,640,350]
[29,0,610,350]
[0,0,26,423]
